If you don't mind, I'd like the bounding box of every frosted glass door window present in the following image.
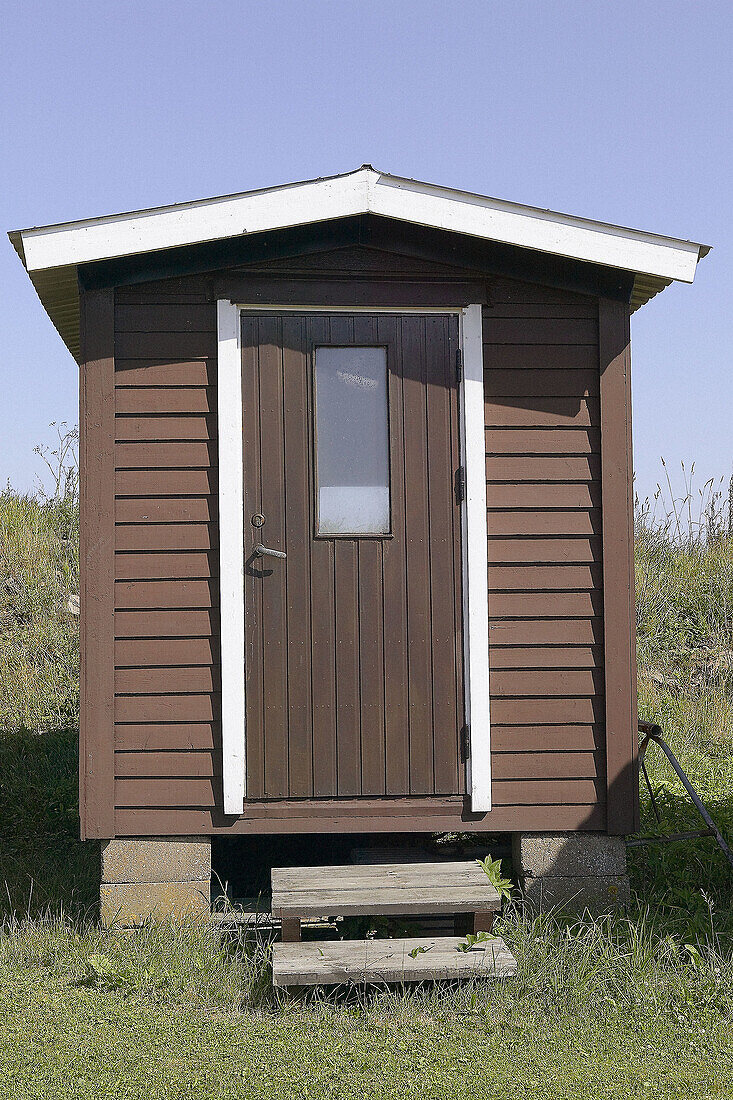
[314,346,390,535]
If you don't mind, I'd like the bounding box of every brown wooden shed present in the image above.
[10,168,709,916]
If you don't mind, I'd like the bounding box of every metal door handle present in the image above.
[253,543,287,559]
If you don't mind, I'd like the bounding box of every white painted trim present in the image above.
[17,167,706,283]
[217,300,246,815]
[216,299,492,813]
[459,305,492,812]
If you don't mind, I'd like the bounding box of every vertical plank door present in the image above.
[241,313,464,799]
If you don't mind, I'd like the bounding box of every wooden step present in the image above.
[272,935,517,987]
[271,860,501,920]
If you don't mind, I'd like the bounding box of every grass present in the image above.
[0,912,732,1099]
[0,465,732,1097]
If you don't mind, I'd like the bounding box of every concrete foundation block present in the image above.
[100,881,211,926]
[512,832,627,878]
[519,874,631,914]
[101,837,211,884]
[512,832,630,915]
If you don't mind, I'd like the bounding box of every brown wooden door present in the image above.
[240,312,464,800]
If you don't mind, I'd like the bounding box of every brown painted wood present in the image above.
[472,912,495,934]
[599,299,639,834]
[115,723,217,751]
[115,331,216,359]
[115,387,215,415]
[491,725,602,751]
[486,483,600,509]
[484,345,599,372]
[484,318,597,344]
[487,537,600,564]
[485,369,599,399]
[105,259,612,837]
[489,618,603,645]
[486,397,599,428]
[488,591,602,617]
[115,609,218,637]
[490,669,603,697]
[79,287,116,839]
[115,751,218,778]
[115,524,217,551]
[215,276,490,308]
[492,752,601,780]
[306,316,338,797]
[490,696,604,724]
[115,303,215,332]
[115,801,606,835]
[487,302,597,319]
[488,564,601,591]
[115,414,216,441]
[358,539,386,795]
[240,315,264,797]
[282,314,313,797]
[487,427,600,454]
[115,666,220,693]
[490,646,602,669]
[115,551,217,580]
[115,694,219,722]
[240,312,463,802]
[258,313,289,798]
[280,918,301,943]
[114,579,218,609]
[116,441,217,467]
[116,637,218,667]
[486,456,600,482]
[488,509,601,537]
[380,315,410,796]
[114,775,601,809]
[402,315,434,795]
[353,321,385,797]
[115,497,215,523]
[116,469,216,496]
[115,361,215,386]
[426,314,461,795]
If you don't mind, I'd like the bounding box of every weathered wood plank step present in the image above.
[271,860,501,918]
[272,936,517,987]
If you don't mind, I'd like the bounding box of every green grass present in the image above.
[0,489,79,730]
[1,481,733,1096]
[0,913,731,1099]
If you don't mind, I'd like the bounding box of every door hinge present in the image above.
[460,725,470,762]
[455,465,466,505]
[455,346,463,383]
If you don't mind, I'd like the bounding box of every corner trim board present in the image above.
[79,287,116,838]
[599,298,639,834]
[217,300,246,814]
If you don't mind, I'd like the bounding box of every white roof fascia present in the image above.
[16,168,706,284]
[368,174,703,283]
[19,170,373,274]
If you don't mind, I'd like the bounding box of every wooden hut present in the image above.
[10,168,708,921]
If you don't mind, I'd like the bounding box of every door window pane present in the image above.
[314,346,390,535]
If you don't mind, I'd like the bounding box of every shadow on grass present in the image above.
[628,786,733,946]
[0,727,99,919]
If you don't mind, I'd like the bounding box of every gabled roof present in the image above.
[9,166,710,360]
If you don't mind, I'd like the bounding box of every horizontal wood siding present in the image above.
[484,280,605,828]
[113,289,222,791]
[106,263,611,836]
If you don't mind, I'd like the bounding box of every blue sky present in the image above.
[1,0,729,506]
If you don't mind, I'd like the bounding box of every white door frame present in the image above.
[216,300,491,815]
